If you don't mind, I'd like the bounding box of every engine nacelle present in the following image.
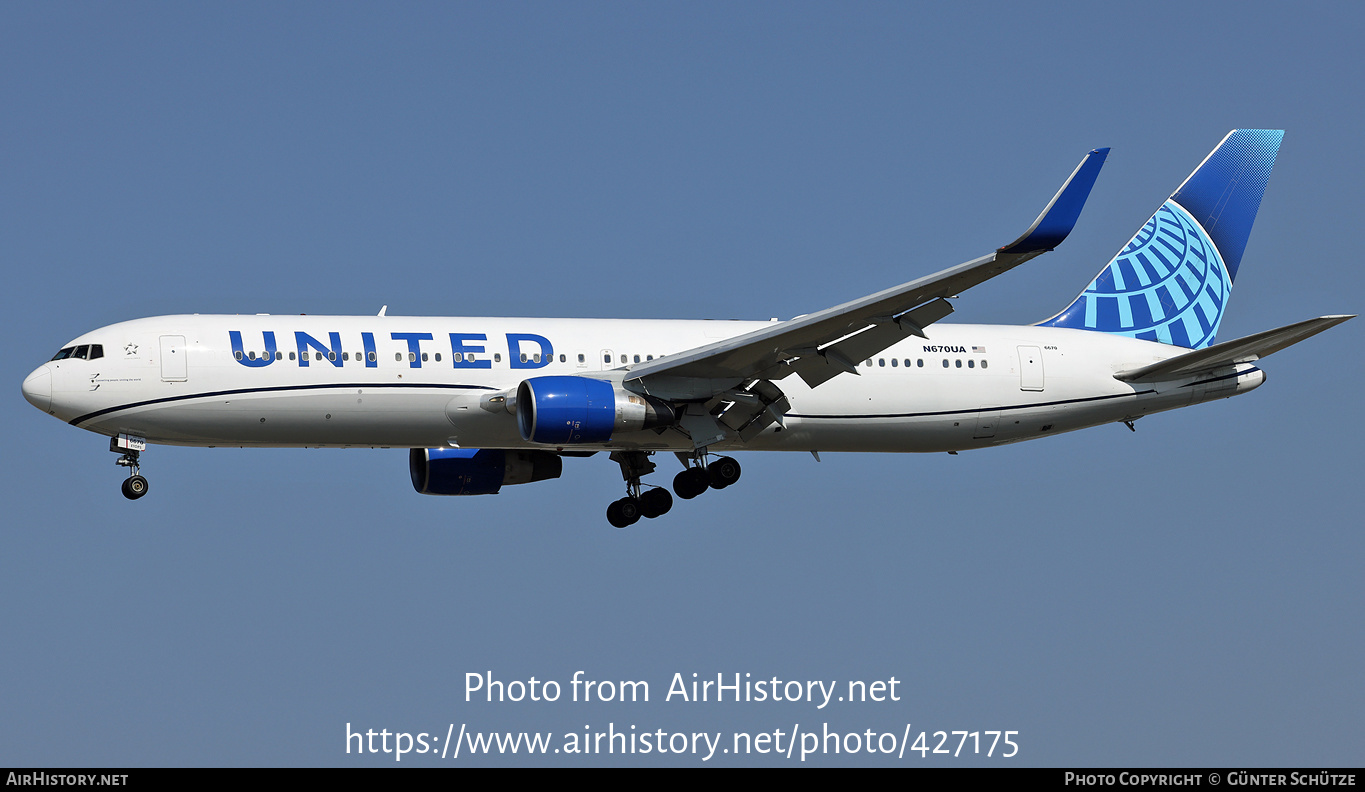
[516,376,676,445]
[409,448,563,496]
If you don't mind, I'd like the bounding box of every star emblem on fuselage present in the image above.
[125,343,138,356]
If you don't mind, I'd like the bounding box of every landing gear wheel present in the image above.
[707,456,741,489]
[606,497,641,528]
[673,468,710,500]
[121,475,149,500]
[639,488,673,518]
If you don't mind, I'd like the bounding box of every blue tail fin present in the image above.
[1038,130,1283,348]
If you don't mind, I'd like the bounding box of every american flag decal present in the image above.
[972,346,986,353]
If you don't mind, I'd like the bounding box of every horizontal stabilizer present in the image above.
[1114,315,1354,382]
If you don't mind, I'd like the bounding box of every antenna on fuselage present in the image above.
[378,305,388,317]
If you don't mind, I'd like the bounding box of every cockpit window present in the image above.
[50,344,104,361]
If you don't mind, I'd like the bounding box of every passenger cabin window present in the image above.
[981,360,988,369]
[578,354,586,363]
[494,353,502,363]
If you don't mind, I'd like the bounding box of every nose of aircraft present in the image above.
[22,365,53,413]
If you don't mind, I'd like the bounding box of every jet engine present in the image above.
[409,448,563,495]
[515,376,676,444]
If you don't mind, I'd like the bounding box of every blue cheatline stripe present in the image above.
[69,382,496,427]
[786,389,1157,420]
[1180,367,1261,388]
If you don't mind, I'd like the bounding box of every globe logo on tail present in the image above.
[1043,199,1229,348]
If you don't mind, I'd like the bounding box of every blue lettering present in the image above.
[229,331,277,368]
[361,332,378,368]
[507,333,553,369]
[449,333,492,369]
[296,331,343,367]
[392,332,433,368]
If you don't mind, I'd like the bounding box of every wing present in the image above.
[1114,315,1355,383]
[620,146,1109,446]
[624,145,1106,385]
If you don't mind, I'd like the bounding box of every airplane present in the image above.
[21,129,1353,527]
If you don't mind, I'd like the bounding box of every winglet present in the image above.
[999,147,1109,255]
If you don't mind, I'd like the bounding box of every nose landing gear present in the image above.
[121,473,149,500]
[111,436,149,500]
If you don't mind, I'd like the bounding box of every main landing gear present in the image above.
[673,452,741,500]
[111,437,149,500]
[604,450,741,527]
[606,451,673,528]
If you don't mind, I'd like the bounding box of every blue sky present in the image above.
[3,2,1362,766]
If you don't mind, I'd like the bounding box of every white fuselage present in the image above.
[27,314,1264,453]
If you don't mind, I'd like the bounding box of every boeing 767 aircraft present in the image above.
[22,130,1352,526]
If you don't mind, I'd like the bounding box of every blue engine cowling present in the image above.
[515,376,676,445]
[409,448,563,495]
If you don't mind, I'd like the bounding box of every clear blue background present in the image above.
[3,1,1361,767]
